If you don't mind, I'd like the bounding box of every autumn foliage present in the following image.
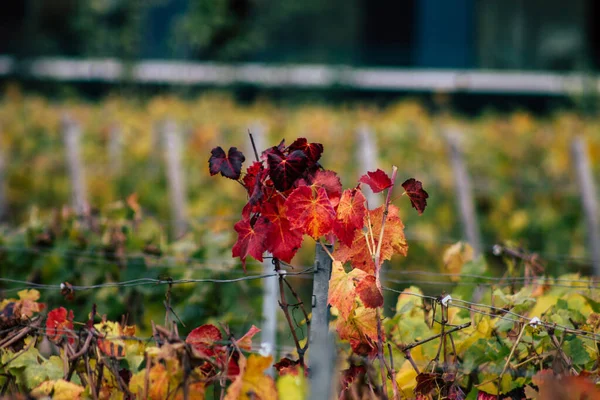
[210,136,428,391]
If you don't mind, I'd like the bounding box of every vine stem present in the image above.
[493,322,526,391]
[373,166,399,399]
[283,277,311,349]
[404,350,420,374]
[274,258,307,368]
[396,322,471,352]
[374,166,398,281]
[548,329,577,375]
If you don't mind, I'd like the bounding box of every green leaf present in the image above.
[582,295,600,313]
[563,337,591,365]
[494,317,515,333]
[1,340,66,390]
[123,256,147,282]
[462,338,510,372]
[556,299,569,310]
[451,256,489,301]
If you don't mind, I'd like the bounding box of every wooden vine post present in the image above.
[308,244,335,399]
[356,124,381,208]
[108,123,123,177]
[445,129,482,256]
[162,119,188,238]
[571,136,600,275]
[62,114,88,216]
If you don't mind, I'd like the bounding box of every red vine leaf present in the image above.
[273,357,303,376]
[334,205,407,273]
[355,275,383,308]
[46,307,75,345]
[209,147,246,180]
[415,372,442,396]
[267,148,308,191]
[359,169,392,193]
[261,140,286,160]
[476,392,497,400]
[333,188,367,247]
[339,364,367,393]
[262,197,304,262]
[532,370,600,400]
[288,138,323,164]
[232,217,270,270]
[286,186,336,239]
[309,170,342,206]
[242,161,266,204]
[186,324,224,358]
[402,178,429,215]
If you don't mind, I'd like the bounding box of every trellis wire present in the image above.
[0,268,315,292]
[1,323,298,355]
[4,281,596,341]
[382,286,600,342]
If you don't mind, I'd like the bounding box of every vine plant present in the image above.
[209,136,429,397]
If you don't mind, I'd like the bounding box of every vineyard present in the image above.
[1,89,600,399]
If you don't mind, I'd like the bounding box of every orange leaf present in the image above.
[334,205,407,272]
[533,370,600,399]
[336,304,379,350]
[236,325,261,352]
[328,261,367,319]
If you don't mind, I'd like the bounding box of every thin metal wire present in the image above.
[0,231,595,265]
[382,286,600,342]
[0,268,315,292]
[385,270,599,285]
[384,277,600,290]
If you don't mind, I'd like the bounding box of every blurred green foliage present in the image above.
[0,88,599,292]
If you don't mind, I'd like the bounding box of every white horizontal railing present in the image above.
[1,55,599,94]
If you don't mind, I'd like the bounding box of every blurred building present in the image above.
[1,0,598,71]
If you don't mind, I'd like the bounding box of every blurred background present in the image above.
[0,0,599,339]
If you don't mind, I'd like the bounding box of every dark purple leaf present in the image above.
[209,146,246,180]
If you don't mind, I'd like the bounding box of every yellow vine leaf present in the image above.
[31,379,84,400]
[277,373,306,400]
[225,354,277,400]
[395,360,418,397]
[442,242,473,281]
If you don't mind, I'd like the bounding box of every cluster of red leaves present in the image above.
[185,323,260,378]
[209,140,427,270]
[211,138,341,268]
[209,137,428,364]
